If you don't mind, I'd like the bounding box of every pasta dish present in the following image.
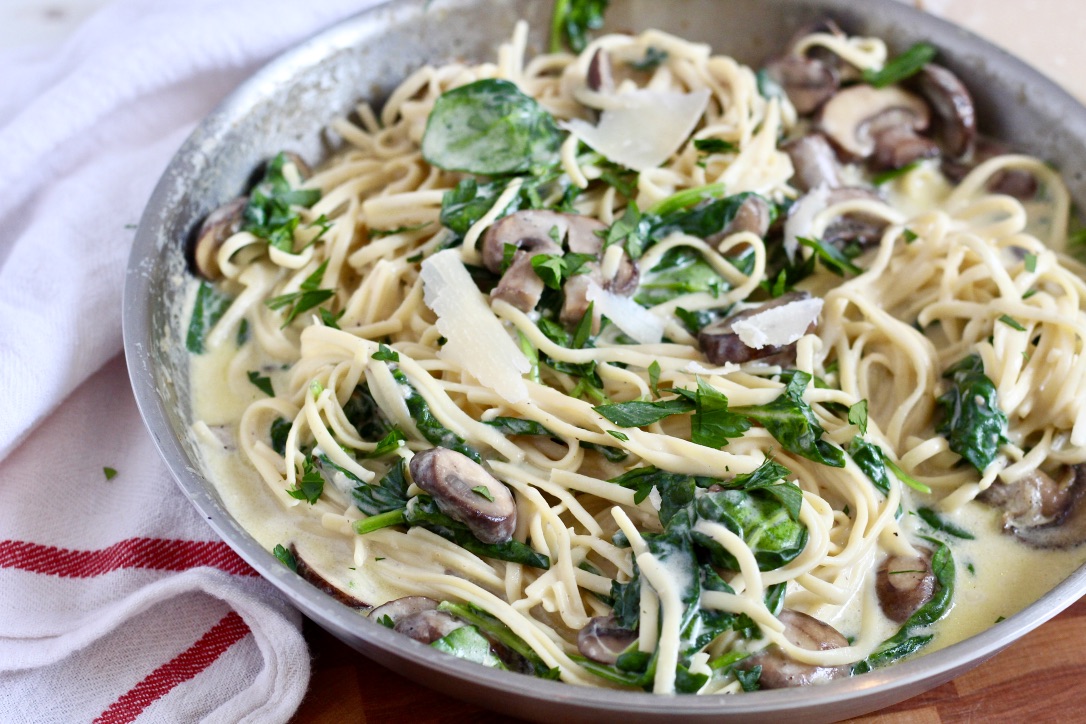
[185,14,1086,694]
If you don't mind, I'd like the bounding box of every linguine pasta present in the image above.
[187,19,1086,694]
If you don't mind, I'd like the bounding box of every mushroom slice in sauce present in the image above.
[191,196,247,280]
[586,48,614,93]
[942,136,1039,201]
[763,54,841,116]
[394,609,465,644]
[739,609,850,688]
[577,615,638,665]
[291,544,369,609]
[818,85,934,166]
[784,133,843,192]
[980,465,1086,548]
[820,187,891,248]
[910,63,976,159]
[876,548,935,623]
[697,291,814,366]
[368,595,441,624]
[409,447,518,545]
[492,237,562,312]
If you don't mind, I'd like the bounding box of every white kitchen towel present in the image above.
[0,0,377,721]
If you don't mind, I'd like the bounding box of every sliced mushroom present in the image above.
[876,548,935,623]
[697,291,813,366]
[910,63,976,159]
[192,196,247,280]
[492,236,562,312]
[394,609,465,644]
[818,85,933,166]
[368,596,440,625]
[409,448,517,545]
[739,609,850,689]
[587,48,614,93]
[942,137,1038,200]
[763,54,841,115]
[577,616,638,665]
[707,194,773,244]
[784,133,843,192]
[821,187,890,248]
[291,545,369,609]
[980,464,1086,548]
[480,210,600,273]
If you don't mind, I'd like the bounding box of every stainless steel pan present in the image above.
[123,1,1086,720]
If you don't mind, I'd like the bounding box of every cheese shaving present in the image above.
[420,249,530,403]
[561,88,711,172]
[731,297,823,349]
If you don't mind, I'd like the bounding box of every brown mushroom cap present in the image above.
[587,48,614,94]
[409,447,518,545]
[394,609,465,644]
[192,196,247,280]
[291,544,369,609]
[911,63,976,159]
[764,54,841,116]
[697,291,813,366]
[876,548,935,623]
[981,464,1086,549]
[368,595,440,624]
[818,85,931,160]
[739,609,850,689]
[821,187,890,248]
[577,615,638,664]
[784,133,843,192]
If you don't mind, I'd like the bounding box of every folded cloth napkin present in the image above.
[0,0,377,720]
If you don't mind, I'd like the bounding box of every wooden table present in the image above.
[291,596,1086,723]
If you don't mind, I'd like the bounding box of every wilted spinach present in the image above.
[936,354,1008,472]
[421,79,563,176]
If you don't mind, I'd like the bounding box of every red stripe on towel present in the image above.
[0,538,256,577]
[93,611,252,724]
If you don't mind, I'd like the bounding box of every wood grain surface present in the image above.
[289,596,1086,723]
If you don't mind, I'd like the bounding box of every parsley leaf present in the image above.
[265,260,336,327]
[286,457,325,504]
[247,370,274,396]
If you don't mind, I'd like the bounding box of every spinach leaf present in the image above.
[581,441,629,462]
[272,543,298,572]
[797,236,862,276]
[694,488,809,571]
[186,281,233,354]
[853,541,955,673]
[594,396,695,427]
[247,370,274,396]
[286,456,325,504]
[405,495,550,569]
[390,368,482,463]
[421,79,563,175]
[269,417,292,455]
[483,416,554,437]
[936,354,1008,472]
[651,192,776,242]
[242,152,322,251]
[610,570,642,630]
[917,507,975,540]
[430,625,507,669]
[353,457,410,516]
[732,372,846,468]
[725,458,802,520]
[634,247,729,306]
[847,436,893,495]
[265,260,336,327]
[549,0,609,52]
[629,46,668,72]
[438,601,560,678]
[440,178,514,236]
[862,42,937,88]
[688,378,752,449]
[342,383,392,441]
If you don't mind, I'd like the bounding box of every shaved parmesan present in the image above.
[783,183,830,261]
[420,250,530,403]
[731,297,823,349]
[585,281,665,344]
[561,88,710,172]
